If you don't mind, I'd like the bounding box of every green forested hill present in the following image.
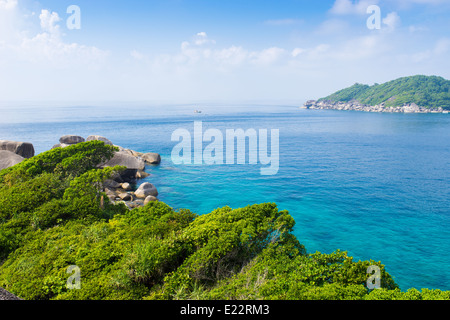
[319,75,450,110]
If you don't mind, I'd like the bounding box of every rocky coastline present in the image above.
[302,100,449,114]
[0,135,162,210]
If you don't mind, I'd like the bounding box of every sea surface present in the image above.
[1,103,450,291]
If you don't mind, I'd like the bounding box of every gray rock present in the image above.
[104,188,117,202]
[86,135,113,146]
[121,182,132,191]
[102,151,146,171]
[119,169,139,183]
[127,202,140,209]
[59,135,85,145]
[136,170,150,179]
[134,182,158,199]
[103,179,121,189]
[142,153,161,164]
[126,149,144,157]
[0,287,21,300]
[104,188,116,196]
[51,143,71,149]
[144,195,158,205]
[0,150,25,170]
[0,140,35,158]
[118,193,132,201]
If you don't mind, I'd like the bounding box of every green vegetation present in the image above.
[0,141,449,300]
[319,75,450,110]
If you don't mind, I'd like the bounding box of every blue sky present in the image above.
[1,0,450,103]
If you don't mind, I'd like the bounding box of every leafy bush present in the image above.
[152,203,302,300]
[0,173,67,222]
[0,141,124,261]
[204,244,396,300]
[0,140,117,186]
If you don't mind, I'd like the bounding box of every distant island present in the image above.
[303,75,450,113]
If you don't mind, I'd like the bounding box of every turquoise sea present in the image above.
[1,103,449,291]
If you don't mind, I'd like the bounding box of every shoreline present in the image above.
[302,100,449,114]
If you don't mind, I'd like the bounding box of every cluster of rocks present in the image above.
[302,100,447,113]
[0,140,35,170]
[0,135,162,209]
[104,180,159,209]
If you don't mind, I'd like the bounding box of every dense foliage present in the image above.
[319,75,450,110]
[0,141,449,300]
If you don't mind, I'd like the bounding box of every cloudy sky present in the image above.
[1,0,450,104]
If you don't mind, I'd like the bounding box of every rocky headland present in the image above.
[302,100,449,114]
[0,135,162,210]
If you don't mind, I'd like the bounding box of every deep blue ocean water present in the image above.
[1,103,449,291]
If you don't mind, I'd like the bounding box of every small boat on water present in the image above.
[194,110,202,114]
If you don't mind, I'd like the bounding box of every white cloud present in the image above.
[176,32,219,64]
[305,44,331,59]
[18,32,108,65]
[130,50,145,60]
[214,46,248,66]
[300,34,387,64]
[382,12,401,31]
[291,48,305,57]
[39,9,61,35]
[316,19,350,35]
[408,25,428,33]
[0,0,17,10]
[0,0,111,101]
[0,3,108,66]
[0,0,20,45]
[401,37,450,63]
[176,33,292,69]
[250,47,286,65]
[194,32,216,46]
[434,38,450,55]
